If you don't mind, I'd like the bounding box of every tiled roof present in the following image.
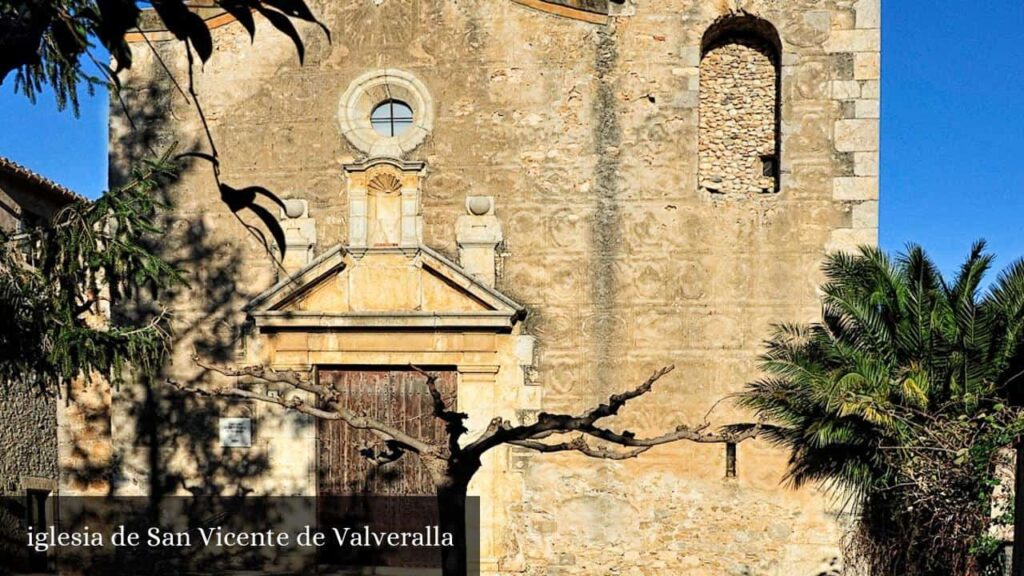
[0,156,88,204]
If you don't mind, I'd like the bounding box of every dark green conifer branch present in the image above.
[0,151,184,391]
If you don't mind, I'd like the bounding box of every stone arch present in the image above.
[698,14,782,196]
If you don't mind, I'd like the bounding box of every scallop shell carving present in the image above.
[367,173,403,195]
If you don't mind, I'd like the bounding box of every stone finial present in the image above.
[279,198,316,272]
[456,196,502,287]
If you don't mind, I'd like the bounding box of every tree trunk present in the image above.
[436,478,470,576]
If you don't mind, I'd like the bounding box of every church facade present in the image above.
[107,1,881,574]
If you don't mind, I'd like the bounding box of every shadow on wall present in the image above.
[106,73,280,501]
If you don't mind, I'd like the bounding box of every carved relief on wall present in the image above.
[782,9,832,48]
[790,56,830,101]
[338,0,423,47]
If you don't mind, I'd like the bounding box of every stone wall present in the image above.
[110,1,881,574]
[699,38,778,195]
[0,380,57,495]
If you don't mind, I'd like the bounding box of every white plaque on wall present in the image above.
[219,418,252,448]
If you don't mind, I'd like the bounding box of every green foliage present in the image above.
[0,0,325,114]
[0,152,184,390]
[736,243,1024,575]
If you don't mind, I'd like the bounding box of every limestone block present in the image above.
[515,335,536,366]
[854,152,880,176]
[835,119,880,152]
[824,29,881,53]
[828,227,878,253]
[855,52,881,80]
[58,375,112,495]
[862,80,881,99]
[833,177,878,201]
[855,99,880,118]
[831,80,861,100]
[855,0,882,29]
[852,201,879,228]
[679,46,700,67]
[831,8,856,31]
[804,11,832,37]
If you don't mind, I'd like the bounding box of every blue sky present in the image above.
[0,3,1023,276]
[0,63,109,197]
[880,2,1024,276]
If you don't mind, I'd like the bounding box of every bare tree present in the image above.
[169,359,761,576]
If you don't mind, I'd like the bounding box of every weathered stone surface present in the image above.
[834,177,877,200]
[854,151,880,176]
[831,79,861,99]
[852,201,880,228]
[855,52,881,80]
[856,99,880,119]
[855,0,882,29]
[862,79,881,99]
[824,29,881,53]
[0,380,56,495]
[835,119,881,151]
[108,1,881,574]
[827,227,878,253]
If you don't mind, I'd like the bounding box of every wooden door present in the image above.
[317,368,457,496]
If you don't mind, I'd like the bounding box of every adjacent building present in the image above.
[0,156,86,500]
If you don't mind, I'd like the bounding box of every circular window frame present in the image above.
[338,69,434,158]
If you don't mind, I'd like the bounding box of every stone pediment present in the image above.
[245,245,525,331]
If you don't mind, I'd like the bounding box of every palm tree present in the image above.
[735,242,1024,576]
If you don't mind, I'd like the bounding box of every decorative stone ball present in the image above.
[466,196,493,216]
[283,199,306,219]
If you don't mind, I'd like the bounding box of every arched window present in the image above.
[699,15,782,195]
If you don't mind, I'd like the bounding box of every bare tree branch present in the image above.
[168,377,340,420]
[173,358,435,456]
[509,437,651,460]
[411,364,469,455]
[172,359,761,480]
[468,366,684,455]
[191,354,337,400]
[359,440,411,467]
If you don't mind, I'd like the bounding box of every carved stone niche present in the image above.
[343,158,425,255]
